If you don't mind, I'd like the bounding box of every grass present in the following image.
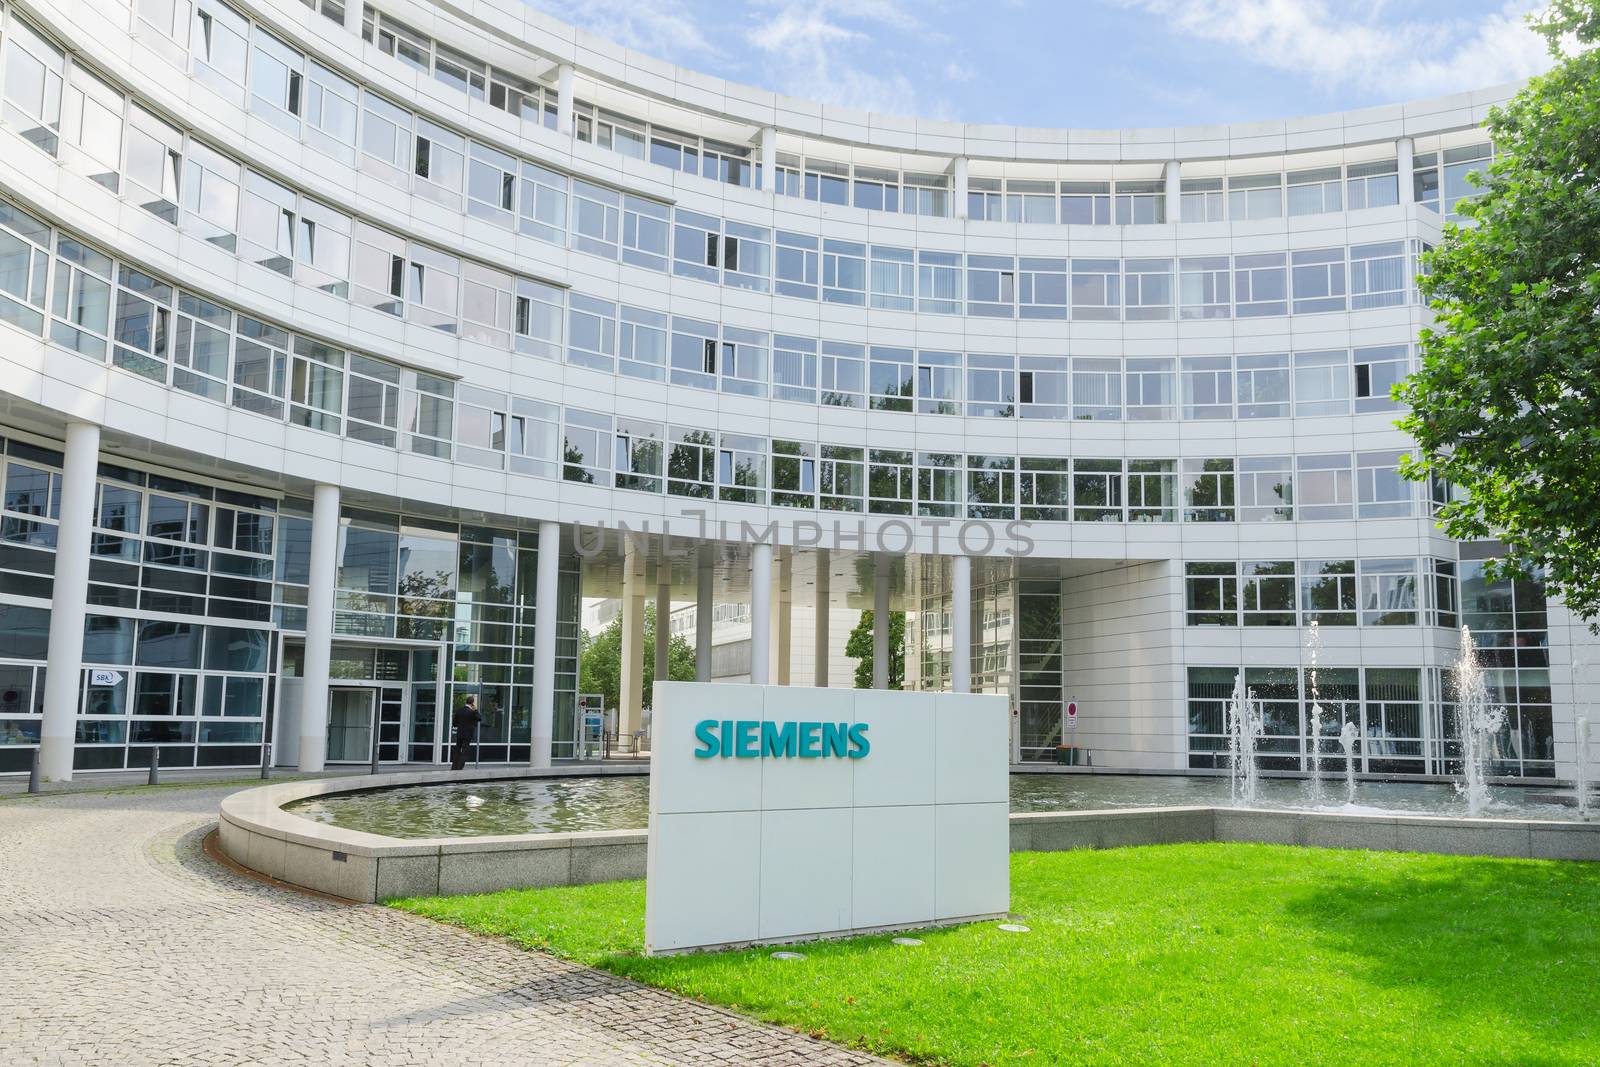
[393,844,1600,1066]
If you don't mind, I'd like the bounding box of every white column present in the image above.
[872,555,891,690]
[953,156,969,220]
[696,546,713,682]
[37,421,100,782]
[749,542,774,684]
[297,483,341,772]
[759,125,777,195]
[951,554,972,694]
[556,63,575,137]
[814,548,830,687]
[654,571,670,682]
[776,550,792,685]
[1396,136,1415,205]
[1164,159,1182,223]
[620,552,644,742]
[342,0,362,35]
[530,520,560,767]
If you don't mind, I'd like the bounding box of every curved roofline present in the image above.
[420,0,1519,161]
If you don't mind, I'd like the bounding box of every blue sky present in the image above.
[528,0,1554,127]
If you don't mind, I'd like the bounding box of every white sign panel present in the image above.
[645,682,1010,955]
[89,670,123,687]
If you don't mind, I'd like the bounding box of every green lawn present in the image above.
[392,844,1600,1066]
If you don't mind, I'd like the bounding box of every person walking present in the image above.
[450,695,481,771]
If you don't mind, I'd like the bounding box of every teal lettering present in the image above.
[847,722,871,759]
[798,721,822,758]
[761,720,798,757]
[720,720,735,758]
[736,720,760,757]
[821,722,849,758]
[693,719,718,758]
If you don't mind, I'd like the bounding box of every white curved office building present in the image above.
[0,0,1590,782]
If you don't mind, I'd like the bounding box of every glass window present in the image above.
[191,1,249,101]
[966,353,1015,418]
[1346,159,1399,211]
[804,159,849,205]
[819,445,864,512]
[249,30,304,134]
[1227,173,1282,220]
[724,222,771,293]
[50,235,114,360]
[1236,354,1290,418]
[853,166,899,213]
[776,232,819,300]
[1018,257,1067,320]
[411,119,465,209]
[819,341,865,408]
[621,196,669,272]
[4,19,65,155]
[112,266,174,382]
[1072,357,1120,420]
[566,294,616,372]
[288,336,344,434]
[561,408,610,484]
[1181,356,1232,419]
[967,255,1015,317]
[344,354,400,446]
[1070,259,1120,320]
[668,316,717,391]
[1019,457,1070,521]
[1350,241,1406,309]
[467,142,518,227]
[518,162,567,246]
[1242,561,1296,625]
[916,350,961,415]
[1354,345,1408,412]
[1005,179,1056,224]
[123,106,183,223]
[1114,180,1165,225]
[1286,167,1342,216]
[1183,459,1234,522]
[1019,357,1068,420]
[1295,453,1354,520]
[822,240,866,305]
[1060,181,1110,225]
[671,209,719,284]
[966,176,1001,221]
[917,251,962,314]
[618,306,667,382]
[667,426,715,498]
[351,221,404,317]
[239,170,297,276]
[613,417,663,493]
[1292,350,1350,417]
[1234,253,1287,317]
[869,346,914,412]
[916,452,961,518]
[965,455,1015,519]
[1185,562,1236,625]
[1291,247,1347,314]
[1361,558,1418,625]
[869,246,915,311]
[1127,459,1176,521]
[1179,177,1224,222]
[513,278,563,361]
[171,291,232,401]
[867,449,914,515]
[1357,450,1412,518]
[719,326,767,398]
[902,172,949,217]
[296,199,351,298]
[769,439,814,509]
[1300,559,1356,626]
[1073,459,1122,522]
[772,335,816,404]
[61,67,124,192]
[231,315,289,419]
[1124,358,1175,420]
[1124,259,1173,320]
[1239,456,1293,521]
[717,433,766,503]
[181,142,241,253]
[570,180,619,259]
[1179,256,1230,319]
[304,62,358,163]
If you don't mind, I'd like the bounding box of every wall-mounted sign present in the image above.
[646,682,1009,955]
[1066,700,1078,730]
[89,670,124,687]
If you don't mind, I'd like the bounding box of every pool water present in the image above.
[284,772,1584,839]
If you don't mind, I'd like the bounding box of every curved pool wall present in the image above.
[221,771,1600,904]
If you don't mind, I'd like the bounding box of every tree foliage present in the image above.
[844,610,905,689]
[578,602,696,713]
[1398,2,1600,624]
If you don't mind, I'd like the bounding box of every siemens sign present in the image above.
[693,719,869,760]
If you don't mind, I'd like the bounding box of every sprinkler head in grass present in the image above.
[770,950,806,961]
[891,937,923,946]
[997,923,1030,933]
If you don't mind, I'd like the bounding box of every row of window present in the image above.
[1184,558,1455,629]
[345,4,1488,225]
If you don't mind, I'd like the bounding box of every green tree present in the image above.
[578,602,696,713]
[845,610,905,689]
[1398,2,1600,622]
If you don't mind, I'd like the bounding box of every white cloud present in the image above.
[1115,0,1553,98]
[743,0,938,117]
[533,0,716,56]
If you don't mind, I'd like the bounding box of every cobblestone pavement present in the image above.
[0,787,889,1066]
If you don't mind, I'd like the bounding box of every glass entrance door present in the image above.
[326,688,376,762]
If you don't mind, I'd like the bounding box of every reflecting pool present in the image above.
[285,771,1583,839]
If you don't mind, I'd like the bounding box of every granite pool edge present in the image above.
[219,774,1600,904]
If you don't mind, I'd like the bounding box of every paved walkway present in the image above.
[1,786,887,1066]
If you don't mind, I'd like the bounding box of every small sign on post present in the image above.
[1066,700,1079,730]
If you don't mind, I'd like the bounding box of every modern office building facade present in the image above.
[0,0,1591,781]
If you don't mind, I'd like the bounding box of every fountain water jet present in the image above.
[1453,625,1506,817]
[1305,621,1324,805]
[1226,675,1264,806]
[1577,715,1592,821]
[1339,719,1359,805]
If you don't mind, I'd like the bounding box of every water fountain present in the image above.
[1453,625,1506,817]
[1226,675,1264,806]
[1339,719,1359,805]
[1577,715,1591,820]
[1304,621,1324,805]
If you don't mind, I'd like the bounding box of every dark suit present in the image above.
[451,703,482,770]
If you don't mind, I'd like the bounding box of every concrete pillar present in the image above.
[556,63,575,137]
[696,545,713,682]
[1396,136,1415,205]
[654,570,670,682]
[951,554,972,694]
[953,156,969,220]
[297,483,341,772]
[619,547,644,743]
[1164,159,1182,224]
[776,550,792,685]
[37,421,100,782]
[749,542,774,684]
[814,548,830,687]
[343,0,362,35]
[759,125,777,195]
[872,555,891,690]
[529,520,560,767]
